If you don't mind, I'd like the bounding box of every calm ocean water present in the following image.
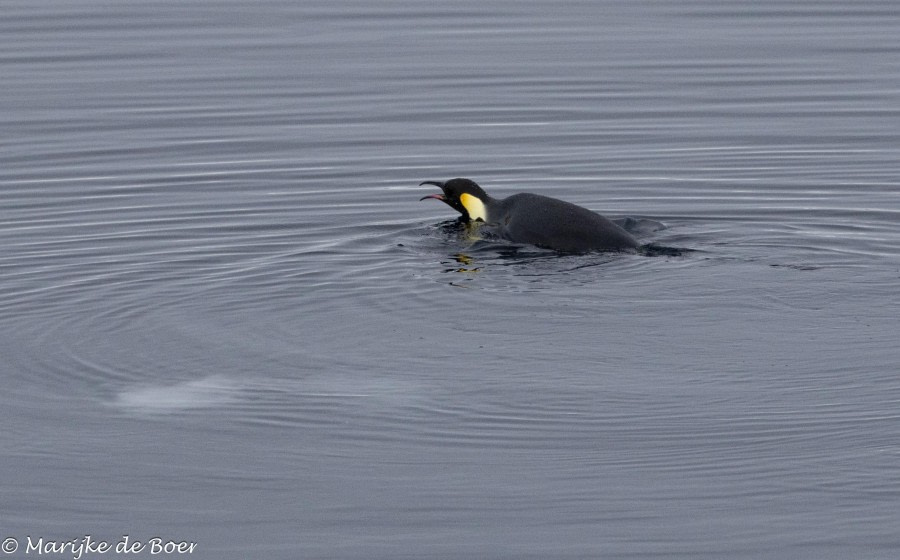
[2,1,900,558]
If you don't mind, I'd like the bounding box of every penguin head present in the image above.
[419,178,490,222]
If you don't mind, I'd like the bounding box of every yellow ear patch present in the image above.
[459,192,487,222]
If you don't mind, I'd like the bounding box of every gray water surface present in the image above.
[3,1,900,559]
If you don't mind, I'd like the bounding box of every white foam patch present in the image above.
[114,375,238,413]
[112,374,424,416]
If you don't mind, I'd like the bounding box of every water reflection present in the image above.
[443,252,481,275]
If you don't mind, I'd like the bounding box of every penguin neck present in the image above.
[460,192,491,223]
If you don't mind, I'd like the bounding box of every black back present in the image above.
[489,193,638,252]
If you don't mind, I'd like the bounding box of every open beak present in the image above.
[419,180,446,202]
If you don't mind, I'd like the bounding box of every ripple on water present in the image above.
[3,1,900,556]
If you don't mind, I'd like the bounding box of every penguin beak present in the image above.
[419,180,447,202]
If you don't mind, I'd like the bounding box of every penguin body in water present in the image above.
[420,178,639,253]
